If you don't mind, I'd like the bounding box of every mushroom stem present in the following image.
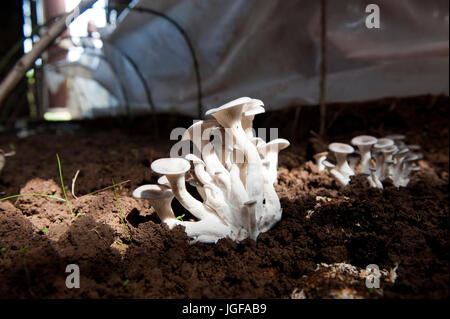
[330,168,350,186]
[316,154,327,171]
[369,168,383,189]
[166,174,212,221]
[132,185,177,227]
[335,153,354,177]
[243,200,258,241]
[357,145,372,174]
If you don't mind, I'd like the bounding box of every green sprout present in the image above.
[368,287,375,294]
[122,279,130,287]
[56,154,74,217]
[41,227,49,234]
[323,168,329,173]
[176,213,185,221]
[112,180,132,242]
[0,247,6,252]
[9,143,16,151]
[19,247,27,253]
[76,212,86,217]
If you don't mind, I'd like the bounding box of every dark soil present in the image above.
[0,95,448,298]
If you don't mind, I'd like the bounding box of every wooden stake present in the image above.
[0,0,97,108]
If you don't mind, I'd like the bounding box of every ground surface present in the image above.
[0,95,448,298]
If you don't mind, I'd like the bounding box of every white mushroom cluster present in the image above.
[315,134,422,188]
[133,97,290,244]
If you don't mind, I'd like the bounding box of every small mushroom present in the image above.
[380,144,398,180]
[328,142,355,178]
[350,135,378,174]
[367,167,383,189]
[373,138,394,179]
[385,134,406,148]
[394,153,421,187]
[374,138,394,150]
[257,138,290,184]
[323,159,349,186]
[313,151,328,172]
[132,184,176,225]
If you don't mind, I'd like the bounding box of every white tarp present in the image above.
[96,0,449,117]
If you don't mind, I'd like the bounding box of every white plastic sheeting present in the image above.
[95,0,449,117]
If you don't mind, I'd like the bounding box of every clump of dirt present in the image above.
[0,96,448,298]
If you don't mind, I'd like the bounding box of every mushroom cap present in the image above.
[322,160,335,168]
[257,138,290,156]
[182,119,220,142]
[185,153,204,165]
[205,97,252,120]
[351,135,378,147]
[243,99,265,116]
[133,184,173,200]
[385,134,406,141]
[404,153,420,162]
[157,176,170,186]
[393,148,409,156]
[244,199,257,206]
[381,144,398,154]
[374,138,394,149]
[151,158,191,176]
[244,105,265,117]
[313,151,328,160]
[328,142,354,154]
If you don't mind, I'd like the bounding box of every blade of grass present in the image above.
[80,179,131,198]
[56,154,74,217]
[0,193,65,202]
[112,179,132,242]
